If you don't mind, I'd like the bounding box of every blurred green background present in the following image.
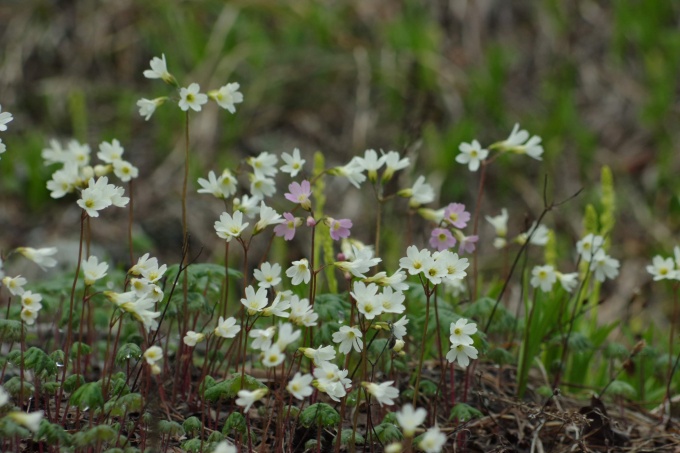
[1,0,678,321]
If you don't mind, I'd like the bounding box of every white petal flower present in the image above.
[280,148,306,177]
[332,325,363,354]
[143,346,163,365]
[183,331,205,347]
[287,372,313,400]
[81,255,109,285]
[419,425,447,453]
[178,83,208,112]
[396,404,427,437]
[530,264,557,292]
[456,139,488,172]
[8,411,43,433]
[286,259,311,286]
[0,104,14,131]
[214,316,241,339]
[446,343,478,367]
[209,82,243,113]
[235,388,268,412]
[362,381,399,406]
[16,247,58,270]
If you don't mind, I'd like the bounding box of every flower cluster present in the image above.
[104,253,166,332]
[399,245,469,286]
[445,318,479,367]
[424,202,480,254]
[41,139,133,221]
[137,54,243,120]
[456,123,544,172]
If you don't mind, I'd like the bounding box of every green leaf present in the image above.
[605,380,636,398]
[450,403,482,422]
[158,420,184,437]
[69,342,91,358]
[300,403,340,428]
[70,381,104,410]
[115,343,142,365]
[340,429,365,445]
[373,422,402,443]
[3,376,34,399]
[63,374,85,392]
[181,438,203,452]
[0,319,24,342]
[182,416,202,437]
[36,421,73,446]
[418,379,438,396]
[223,412,246,435]
[24,347,58,377]
[487,347,515,365]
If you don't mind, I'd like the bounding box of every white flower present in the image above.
[486,208,509,237]
[0,104,14,131]
[20,291,43,311]
[289,296,318,327]
[332,325,363,354]
[377,287,405,314]
[363,381,399,406]
[77,177,129,217]
[197,170,237,199]
[46,162,80,199]
[0,138,6,158]
[396,404,427,437]
[261,344,286,367]
[7,411,43,433]
[351,281,382,320]
[399,245,431,275]
[516,222,550,246]
[178,83,208,112]
[248,152,279,178]
[241,285,269,315]
[391,315,409,340]
[422,256,448,285]
[254,262,282,289]
[419,425,447,453]
[576,233,605,261]
[275,322,301,350]
[213,440,238,453]
[209,82,243,113]
[332,156,366,188]
[435,250,469,283]
[236,389,268,412]
[254,202,284,233]
[113,160,139,182]
[215,211,249,241]
[81,255,108,285]
[557,272,579,292]
[302,345,336,366]
[646,255,678,281]
[407,175,435,207]
[334,245,382,278]
[498,123,544,160]
[263,293,290,318]
[249,174,277,198]
[214,316,241,339]
[234,194,262,218]
[97,139,125,163]
[446,343,478,367]
[287,372,313,400]
[590,249,620,282]
[530,264,557,292]
[449,318,476,346]
[250,326,276,351]
[183,331,205,347]
[16,247,58,270]
[355,149,384,182]
[2,275,27,296]
[365,269,410,292]
[456,139,488,172]
[286,258,311,286]
[281,148,306,177]
[143,54,172,83]
[122,297,161,332]
[21,307,40,325]
[136,97,165,121]
[381,150,410,181]
[143,346,163,365]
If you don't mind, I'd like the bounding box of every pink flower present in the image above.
[274,212,302,241]
[429,228,456,251]
[444,203,470,229]
[458,235,479,254]
[328,218,352,241]
[284,180,312,210]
